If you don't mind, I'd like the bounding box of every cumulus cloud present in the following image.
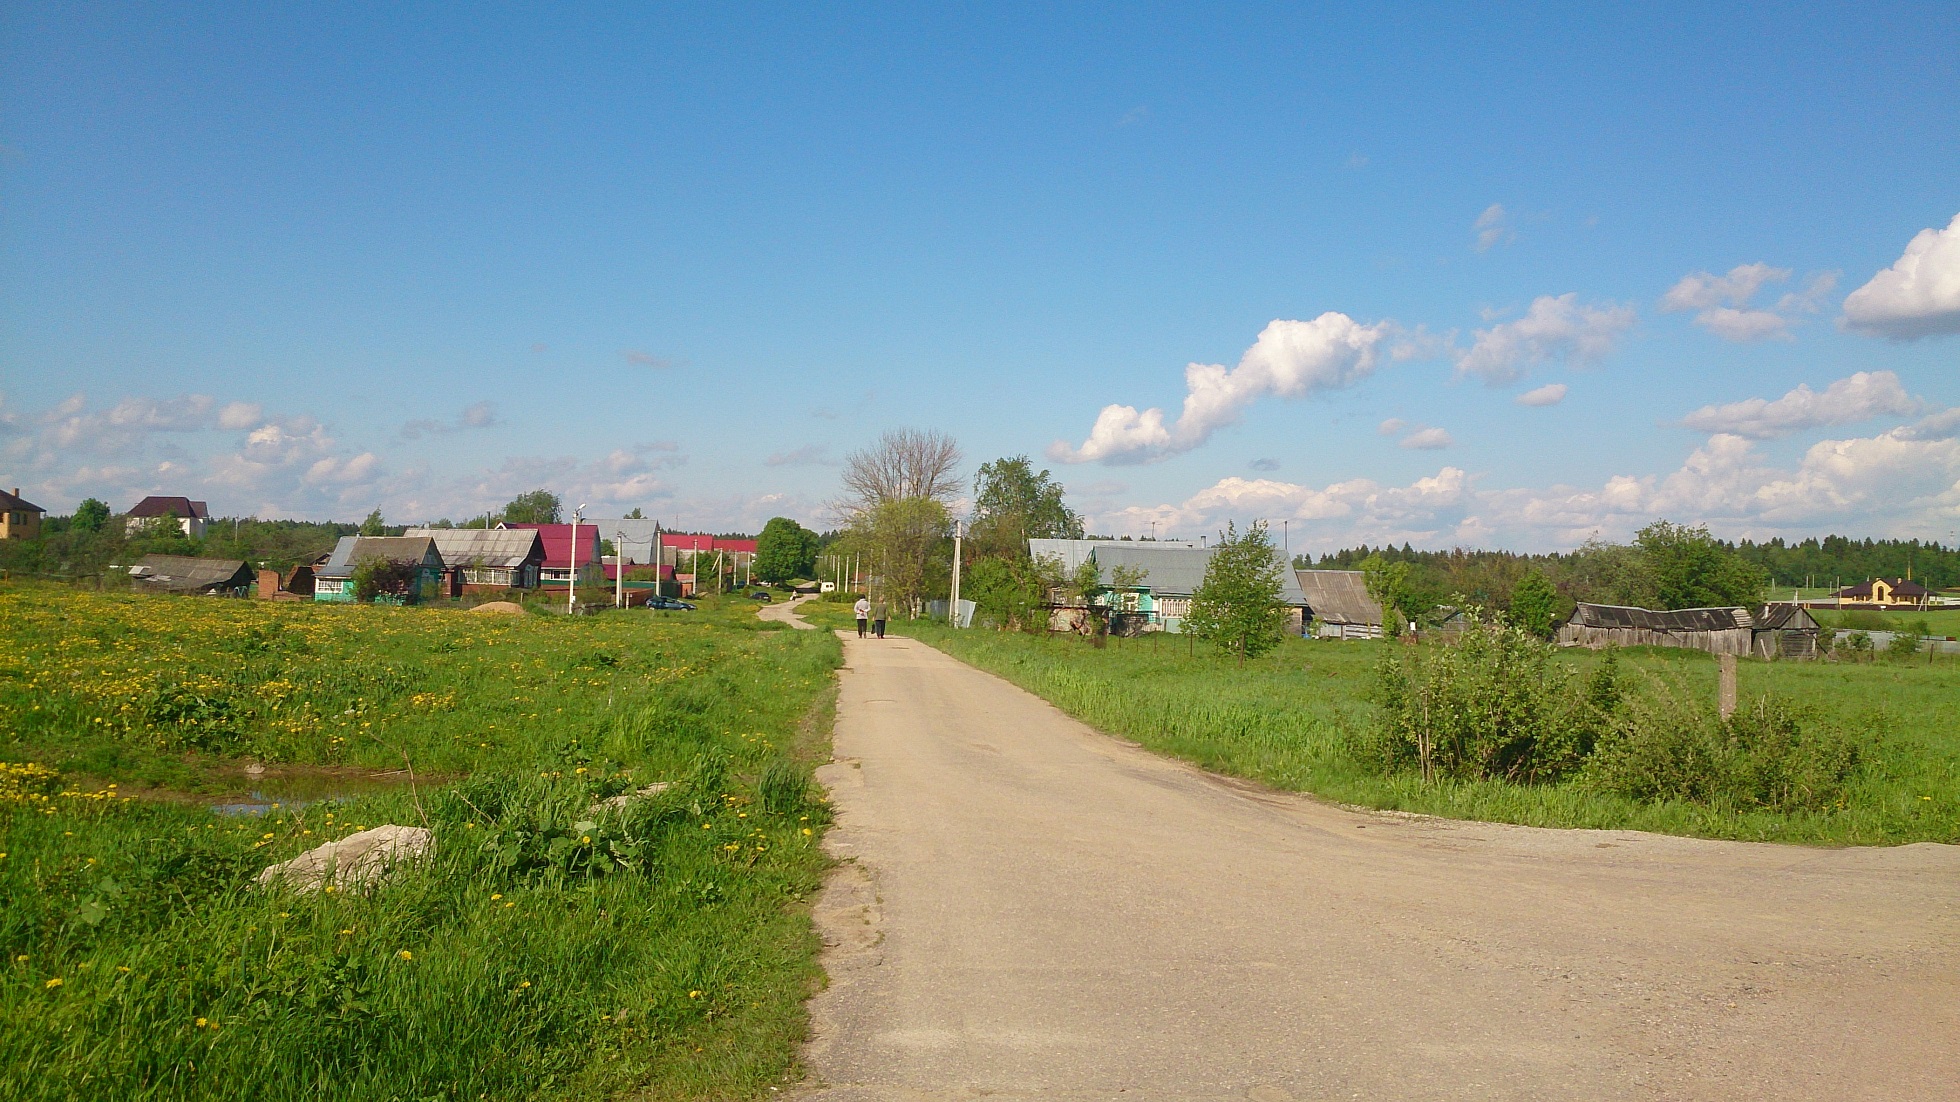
[401,400,500,439]
[1679,371,1922,439]
[1516,383,1568,407]
[1473,204,1513,252]
[1399,427,1454,450]
[1376,418,1406,436]
[1842,212,1960,339]
[1659,263,1836,341]
[1050,314,1404,464]
[1455,294,1636,384]
[1089,411,1960,551]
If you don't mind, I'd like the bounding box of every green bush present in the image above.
[1369,618,1620,783]
[1586,690,1862,812]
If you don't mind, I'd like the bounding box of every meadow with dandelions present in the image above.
[0,583,841,1101]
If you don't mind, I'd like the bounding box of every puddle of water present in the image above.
[193,766,436,816]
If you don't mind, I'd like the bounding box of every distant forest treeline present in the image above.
[1305,535,1960,593]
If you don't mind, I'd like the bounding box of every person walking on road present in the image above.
[872,596,889,639]
[854,595,870,638]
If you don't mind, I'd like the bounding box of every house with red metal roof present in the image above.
[501,522,603,586]
[125,495,211,539]
[658,532,758,595]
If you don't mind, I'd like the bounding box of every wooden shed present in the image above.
[1295,570,1385,640]
[1750,602,1820,659]
[1556,603,1756,656]
[129,555,255,597]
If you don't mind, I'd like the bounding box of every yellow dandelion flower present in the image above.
[397,950,413,961]
[45,978,62,989]
[196,1017,207,1027]
[519,980,531,989]
[688,990,701,998]
[490,893,502,901]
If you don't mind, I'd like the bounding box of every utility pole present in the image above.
[950,520,964,628]
[615,529,625,609]
[569,505,585,615]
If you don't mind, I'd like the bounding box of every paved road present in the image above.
[798,630,1960,1102]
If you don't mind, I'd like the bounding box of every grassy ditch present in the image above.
[0,584,841,1101]
[891,620,1958,846]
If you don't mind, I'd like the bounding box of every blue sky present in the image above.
[3,3,1957,550]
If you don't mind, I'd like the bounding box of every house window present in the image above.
[462,566,515,586]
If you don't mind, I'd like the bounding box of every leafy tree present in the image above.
[350,557,418,602]
[1507,570,1562,638]
[1635,520,1767,609]
[359,508,386,536]
[970,456,1083,560]
[754,517,820,583]
[624,507,645,520]
[73,498,110,533]
[963,553,1065,630]
[1360,553,1431,634]
[500,489,562,525]
[1185,520,1288,665]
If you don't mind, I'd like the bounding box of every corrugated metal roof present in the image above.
[129,554,251,592]
[501,523,603,570]
[1027,538,1203,575]
[317,536,442,578]
[1567,604,1753,631]
[404,527,542,569]
[1294,570,1384,626]
[1087,544,1309,604]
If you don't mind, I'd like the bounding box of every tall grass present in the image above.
[897,621,1959,845]
[0,584,841,1100]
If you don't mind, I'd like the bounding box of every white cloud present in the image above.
[218,402,263,430]
[1842,212,1960,339]
[1679,371,1922,439]
[1399,427,1454,450]
[1455,294,1636,384]
[1659,263,1836,342]
[1050,313,1400,464]
[1088,405,1960,550]
[1473,204,1513,252]
[401,400,500,439]
[1376,418,1406,436]
[1516,383,1567,407]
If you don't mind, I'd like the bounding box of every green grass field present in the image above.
[885,619,1959,846]
[0,584,841,1101]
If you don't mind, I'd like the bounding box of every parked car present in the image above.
[747,590,773,602]
[646,595,695,610]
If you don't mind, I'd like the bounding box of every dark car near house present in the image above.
[747,590,773,602]
[646,595,695,611]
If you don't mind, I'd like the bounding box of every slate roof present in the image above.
[126,495,210,520]
[1027,538,1204,575]
[129,554,252,593]
[403,527,543,569]
[317,536,442,579]
[1087,544,1309,604]
[0,487,44,513]
[1566,604,1754,631]
[1294,570,1385,626]
[1752,602,1819,631]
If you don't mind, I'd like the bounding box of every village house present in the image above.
[404,527,545,596]
[124,495,211,539]
[501,523,604,587]
[658,532,759,595]
[1294,569,1387,640]
[1,487,45,540]
[1030,539,1308,635]
[1829,577,1933,610]
[128,554,256,597]
[312,536,445,604]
